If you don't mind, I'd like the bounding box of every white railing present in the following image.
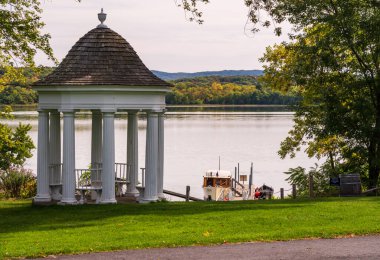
[75,168,102,189]
[115,163,130,183]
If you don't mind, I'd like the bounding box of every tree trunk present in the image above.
[367,94,380,188]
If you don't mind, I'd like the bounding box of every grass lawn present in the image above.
[1,197,380,259]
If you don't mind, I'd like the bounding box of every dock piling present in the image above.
[292,184,297,199]
[186,186,190,202]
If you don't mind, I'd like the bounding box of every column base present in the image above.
[100,199,117,204]
[157,193,166,199]
[50,186,62,201]
[33,194,52,204]
[140,196,158,203]
[58,198,78,205]
[125,190,140,199]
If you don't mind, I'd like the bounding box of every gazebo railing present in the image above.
[115,163,130,196]
[75,168,102,189]
[73,162,130,200]
[115,163,130,183]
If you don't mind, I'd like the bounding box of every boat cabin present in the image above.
[203,170,231,188]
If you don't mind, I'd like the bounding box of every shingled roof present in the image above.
[35,27,170,87]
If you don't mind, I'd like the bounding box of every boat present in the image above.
[202,170,233,201]
[202,169,273,201]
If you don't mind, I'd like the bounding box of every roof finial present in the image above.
[97,8,108,28]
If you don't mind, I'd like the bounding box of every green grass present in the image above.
[1,197,380,259]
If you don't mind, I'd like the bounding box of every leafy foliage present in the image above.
[0,167,36,198]
[256,1,380,188]
[0,0,55,67]
[285,163,339,198]
[0,106,35,172]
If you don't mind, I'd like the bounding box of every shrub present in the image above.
[285,163,339,197]
[0,167,36,198]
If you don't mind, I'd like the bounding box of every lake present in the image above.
[4,106,317,200]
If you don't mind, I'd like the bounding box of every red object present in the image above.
[255,191,261,198]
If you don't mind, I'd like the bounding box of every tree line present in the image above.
[0,69,299,106]
[167,76,299,105]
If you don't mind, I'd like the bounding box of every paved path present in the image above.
[40,235,380,260]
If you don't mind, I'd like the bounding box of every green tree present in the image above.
[1,0,55,67]
[0,106,35,172]
[258,4,379,187]
[183,0,379,187]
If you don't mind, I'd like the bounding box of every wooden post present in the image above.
[309,174,314,198]
[249,163,253,196]
[238,163,240,182]
[186,185,190,202]
[280,188,284,199]
[292,184,297,199]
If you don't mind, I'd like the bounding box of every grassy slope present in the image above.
[1,197,380,258]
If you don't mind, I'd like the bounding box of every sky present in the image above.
[35,0,291,73]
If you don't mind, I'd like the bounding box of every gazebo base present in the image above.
[99,199,117,204]
[58,199,78,205]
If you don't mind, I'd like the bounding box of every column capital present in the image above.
[127,110,139,115]
[146,111,160,117]
[37,109,49,114]
[101,108,117,113]
[102,111,116,118]
[145,109,165,114]
[59,109,75,113]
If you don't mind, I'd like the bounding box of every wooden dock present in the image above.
[163,189,203,201]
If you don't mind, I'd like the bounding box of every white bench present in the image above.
[115,163,130,196]
[49,164,63,200]
[76,169,102,204]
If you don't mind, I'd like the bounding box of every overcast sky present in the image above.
[35,0,290,72]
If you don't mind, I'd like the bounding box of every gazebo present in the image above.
[33,9,171,204]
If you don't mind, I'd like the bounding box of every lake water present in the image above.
[4,106,317,200]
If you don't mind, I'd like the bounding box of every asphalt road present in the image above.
[38,235,380,260]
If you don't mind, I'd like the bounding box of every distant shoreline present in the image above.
[2,104,290,112]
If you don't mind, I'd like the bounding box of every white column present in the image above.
[91,111,102,168]
[60,111,77,204]
[126,111,139,198]
[143,111,159,202]
[34,110,51,203]
[157,112,165,199]
[101,111,117,204]
[91,111,102,200]
[49,111,62,200]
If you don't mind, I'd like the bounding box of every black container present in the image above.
[339,173,361,196]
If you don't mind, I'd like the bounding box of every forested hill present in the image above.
[0,67,297,105]
[166,75,299,105]
[152,70,263,80]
